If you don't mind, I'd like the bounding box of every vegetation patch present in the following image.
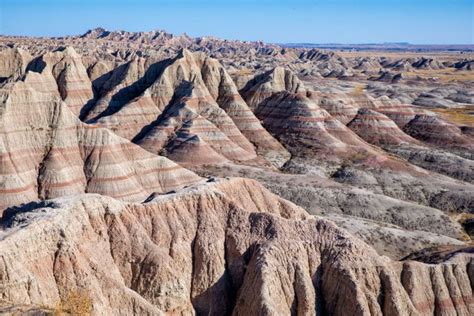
[54,290,92,315]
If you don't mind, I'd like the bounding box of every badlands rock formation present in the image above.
[347,108,419,146]
[0,29,473,314]
[404,114,474,158]
[1,179,473,315]
[0,48,32,83]
[28,47,95,116]
[80,49,289,167]
[0,71,200,212]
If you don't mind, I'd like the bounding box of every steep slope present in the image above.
[0,33,473,315]
[0,178,472,315]
[346,109,474,182]
[241,66,306,109]
[0,47,32,83]
[28,47,94,116]
[244,68,378,161]
[404,114,474,158]
[90,50,289,166]
[367,94,419,129]
[82,57,151,122]
[200,56,290,166]
[347,108,419,146]
[243,68,474,214]
[196,164,468,259]
[135,89,255,165]
[255,92,375,158]
[0,71,200,212]
[315,91,360,124]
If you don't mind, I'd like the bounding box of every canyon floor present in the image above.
[0,29,473,315]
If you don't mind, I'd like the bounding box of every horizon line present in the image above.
[1,27,473,47]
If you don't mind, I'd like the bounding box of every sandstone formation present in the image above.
[316,92,360,124]
[28,47,94,116]
[242,67,378,162]
[404,114,474,158]
[241,66,306,109]
[0,29,473,315]
[0,47,32,83]
[347,108,419,146]
[196,163,469,259]
[80,49,290,167]
[1,179,473,315]
[0,72,200,212]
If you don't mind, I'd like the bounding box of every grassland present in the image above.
[429,106,474,127]
[403,68,474,83]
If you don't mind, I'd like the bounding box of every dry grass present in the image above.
[338,51,474,60]
[349,84,365,96]
[54,290,92,315]
[232,68,253,76]
[403,68,474,83]
[449,212,474,241]
[457,213,474,241]
[429,106,474,127]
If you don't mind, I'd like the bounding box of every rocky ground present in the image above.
[0,29,473,315]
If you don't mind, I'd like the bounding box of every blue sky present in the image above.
[1,0,472,44]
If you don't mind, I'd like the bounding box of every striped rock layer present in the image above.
[369,97,419,129]
[0,47,289,167]
[316,92,360,125]
[241,66,306,110]
[0,178,472,315]
[404,114,474,155]
[83,57,151,123]
[201,56,290,166]
[0,72,200,212]
[241,67,380,163]
[241,68,378,160]
[28,47,94,116]
[89,49,289,166]
[347,108,420,146]
[254,92,377,159]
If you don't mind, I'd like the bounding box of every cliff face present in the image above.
[0,71,200,212]
[1,178,472,315]
[74,49,290,167]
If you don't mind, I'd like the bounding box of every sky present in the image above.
[0,0,473,44]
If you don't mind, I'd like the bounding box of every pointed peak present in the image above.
[271,66,286,73]
[265,66,305,94]
[356,108,380,116]
[62,46,80,57]
[267,66,297,79]
[51,46,80,58]
[81,27,109,38]
[23,68,53,82]
[177,48,194,59]
[410,113,448,125]
[176,49,207,63]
